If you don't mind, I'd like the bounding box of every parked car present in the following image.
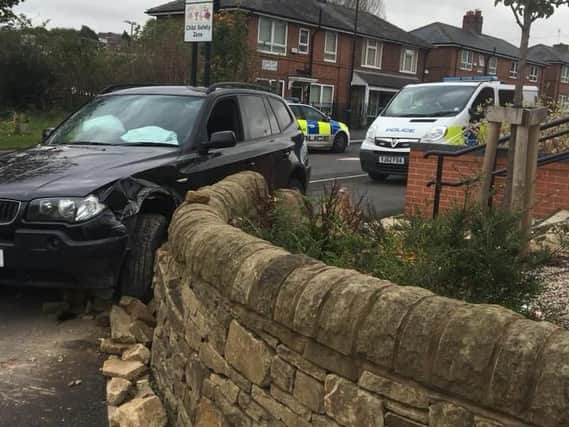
[0,84,310,301]
[360,78,536,180]
[288,103,350,153]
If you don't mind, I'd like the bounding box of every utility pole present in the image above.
[124,20,136,38]
[348,0,360,126]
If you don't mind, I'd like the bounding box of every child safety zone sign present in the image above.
[185,0,213,42]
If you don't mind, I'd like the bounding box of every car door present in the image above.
[302,105,332,145]
[237,94,294,190]
[174,95,254,192]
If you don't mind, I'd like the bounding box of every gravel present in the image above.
[531,261,569,329]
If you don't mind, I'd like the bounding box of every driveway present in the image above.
[0,287,108,427]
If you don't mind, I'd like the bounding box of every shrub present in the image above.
[241,187,546,314]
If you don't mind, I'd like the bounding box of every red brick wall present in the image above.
[405,145,569,219]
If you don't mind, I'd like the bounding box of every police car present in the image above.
[288,103,350,153]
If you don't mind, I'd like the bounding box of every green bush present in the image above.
[241,187,546,314]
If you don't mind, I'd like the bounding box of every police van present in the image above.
[360,77,538,180]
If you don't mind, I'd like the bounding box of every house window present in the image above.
[459,49,474,70]
[361,39,383,69]
[257,17,287,55]
[324,31,338,62]
[561,65,569,84]
[529,65,538,82]
[559,94,569,107]
[488,57,498,75]
[478,55,485,68]
[310,83,334,114]
[510,61,518,79]
[400,48,418,74]
[298,28,310,54]
[256,78,285,97]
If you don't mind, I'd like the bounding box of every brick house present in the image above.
[528,43,569,107]
[412,10,545,93]
[145,0,430,126]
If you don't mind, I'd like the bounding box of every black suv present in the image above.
[0,84,310,300]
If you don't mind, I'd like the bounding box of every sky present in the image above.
[14,0,569,47]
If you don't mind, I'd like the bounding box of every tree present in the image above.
[0,0,22,23]
[328,0,386,18]
[79,25,99,41]
[495,0,569,106]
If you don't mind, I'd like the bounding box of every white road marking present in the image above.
[338,157,359,161]
[351,139,363,144]
[310,174,368,184]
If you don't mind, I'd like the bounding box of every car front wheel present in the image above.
[120,213,167,302]
[332,133,348,153]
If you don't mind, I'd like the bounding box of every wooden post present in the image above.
[502,125,517,208]
[520,124,541,254]
[479,121,501,210]
[510,124,529,212]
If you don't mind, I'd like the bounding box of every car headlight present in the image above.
[422,127,447,143]
[27,195,106,223]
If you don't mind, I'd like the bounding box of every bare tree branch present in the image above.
[328,0,386,18]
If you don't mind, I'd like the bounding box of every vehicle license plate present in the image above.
[378,156,405,165]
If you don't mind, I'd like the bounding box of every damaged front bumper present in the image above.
[0,228,128,289]
[0,208,130,289]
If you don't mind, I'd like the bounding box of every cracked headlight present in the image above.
[27,195,106,223]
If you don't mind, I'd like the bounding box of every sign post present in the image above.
[185,0,214,86]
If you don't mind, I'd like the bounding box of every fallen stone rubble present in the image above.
[100,296,167,427]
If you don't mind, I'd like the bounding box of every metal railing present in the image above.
[424,116,569,218]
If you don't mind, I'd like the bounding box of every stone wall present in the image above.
[151,171,569,427]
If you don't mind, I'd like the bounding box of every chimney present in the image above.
[462,9,483,34]
[553,43,569,53]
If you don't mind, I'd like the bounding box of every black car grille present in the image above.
[374,138,419,149]
[0,200,20,224]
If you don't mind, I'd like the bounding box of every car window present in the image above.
[499,89,515,106]
[269,98,295,130]
[240,95,272,140]
[302,106,326,122]
[289,104,304,119]
[264,97,280,134]
[471,87,495,113]
[207,97,243,141]
[48,95,204,147]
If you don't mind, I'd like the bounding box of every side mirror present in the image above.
[42,128,55,141]
[323,115,331,122]
[199,131,237,154]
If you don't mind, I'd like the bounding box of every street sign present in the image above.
[185,0,213,42]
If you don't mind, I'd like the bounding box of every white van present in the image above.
[359,79,538,180]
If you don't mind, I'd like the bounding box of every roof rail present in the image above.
[442,76,499,82]
[100,83,185,94]
[206,82,275,94]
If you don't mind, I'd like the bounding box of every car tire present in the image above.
[369,172,388,181]
[288,177,306,194]
[120,214,167,303]
[332,133,348,153]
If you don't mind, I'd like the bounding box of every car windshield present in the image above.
[382,85,477,118]
[47,94,204,147]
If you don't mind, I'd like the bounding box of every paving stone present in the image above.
[112,395,167,427]
[324,375,384,427]
[111,306,136,344]
[107,378,133,406]
[102,358,147,381]
[225,321,273,386]
[122,344,151,365]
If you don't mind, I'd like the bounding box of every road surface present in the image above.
[307,142,407,218]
